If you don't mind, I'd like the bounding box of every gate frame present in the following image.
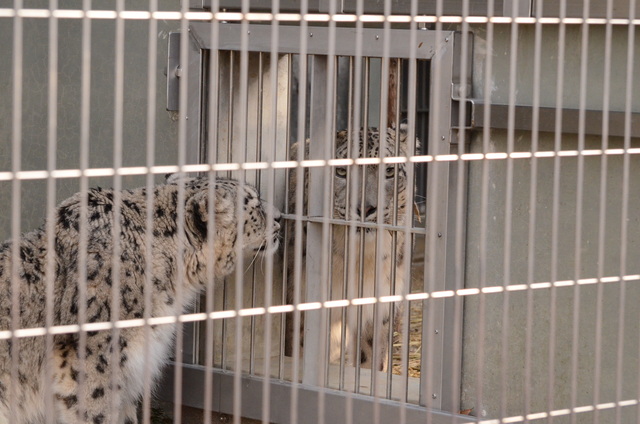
[158,21,471,422]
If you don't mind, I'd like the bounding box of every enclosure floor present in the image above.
[150,399,264,424]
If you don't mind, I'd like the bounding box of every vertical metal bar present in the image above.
[262,2,281,420]
[323,54,338,390]
[386,56,400,400]
[142,1,158,423]
[420,17,454,412]
[592,1,614,422]
[446,1,471,417]
[9,0,23,421]
[372,0,392,416]
[475,0,495,419]
[523,0,543,421]
[354,57,370,394]
[290,26,308,424]
[616,3,636,423]
[183,11,209,371]
[338,57,353,392]
[317,14,338,416]
[255,53,264,190]
[279,53,292,383]
[226,51,234,174]
[110,0,126,420]
[344,0,366,418]
[442,34,466,414]
[173,1,191,422]
[568,1,584,423]
[329,55,341,389]
[204,1,221,422]
[76,1,92,420]
[397,2,419,418]
[221,50,233,371]
[549,2,567,423]
[233,4,250,423]
[43,1,58,422]
[249,52,264,377]
[499,0,520,419]
[290,6,311,424]
[302,54,329,387]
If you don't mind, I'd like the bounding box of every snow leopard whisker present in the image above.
[245,242,264,272]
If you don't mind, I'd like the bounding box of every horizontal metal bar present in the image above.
[156,363,477,424]
[540,0,638,19]
[206,0,635,18]
[189,22,450,60]
[280,214,428,234]
[3,9,640,25]
[212,0,503,16]
[467,102,640,138]
[212,0,325,12]
[6,147,640,182]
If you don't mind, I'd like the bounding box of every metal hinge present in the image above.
[166,31,181,111]
[450,31,474,142]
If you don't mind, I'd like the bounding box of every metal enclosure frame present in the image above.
[192,0,528,16]
[158,21,472,422]
[3,2,640,423]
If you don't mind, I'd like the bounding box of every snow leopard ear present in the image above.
[185,191,209,241]
[335,129,350,148]
[390,123,421,152]
[165,173,189,185]
[289,139,310,161]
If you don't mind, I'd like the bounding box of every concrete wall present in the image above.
[461,23,640,422]
[0,0,181,240]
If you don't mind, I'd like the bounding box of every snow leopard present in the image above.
[0,175,280,424]
[285,125,418,371]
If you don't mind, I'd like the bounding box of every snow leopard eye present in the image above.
[335,167,347,178]
[385,166,395,179]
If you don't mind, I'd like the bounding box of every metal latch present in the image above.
[450,31,474,141]
[166,31,181,111]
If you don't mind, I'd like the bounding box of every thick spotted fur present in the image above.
[285,125,418,370]
[0,176,280,424]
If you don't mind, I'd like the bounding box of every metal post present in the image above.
[302,54,330,386]
[419,30,456,411]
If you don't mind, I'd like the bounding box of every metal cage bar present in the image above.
[157,18,468,421]
[3,1,640,424]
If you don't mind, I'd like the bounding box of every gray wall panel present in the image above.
[462,131,640,422]
[539,0,638,18]
[461,20,640,421]
[471,24,640,111]
[0,0,181,239]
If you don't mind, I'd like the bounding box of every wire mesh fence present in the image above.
[0,0,639,423]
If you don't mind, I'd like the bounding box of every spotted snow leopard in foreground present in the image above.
[0,175,280,424]
[285,125,419,371]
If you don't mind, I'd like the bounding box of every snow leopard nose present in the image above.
[273,208,282,228]
[265,202,281,230]
[357,205,377,219]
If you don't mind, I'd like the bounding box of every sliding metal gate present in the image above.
[159,12,472,422]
